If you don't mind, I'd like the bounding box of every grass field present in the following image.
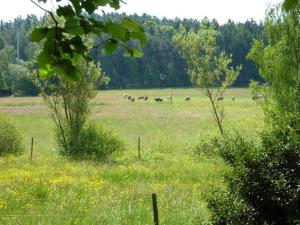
[0,88,262,225]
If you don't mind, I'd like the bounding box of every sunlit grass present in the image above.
[0,88,262,224]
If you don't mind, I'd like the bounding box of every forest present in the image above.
[0,13,263,95]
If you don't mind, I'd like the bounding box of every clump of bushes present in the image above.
[56,123,125,160]
[0,114,24,156]
[206,126,300,225]
[193,137,220,156]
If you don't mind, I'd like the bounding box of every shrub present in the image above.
[206,127,300,225]
[0,114,24,156]
[57,123,125,160]
[193,137,220,156]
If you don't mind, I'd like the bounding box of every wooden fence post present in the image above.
[30,137,34,161]
[138,137,141,159]
[152,193,159,225]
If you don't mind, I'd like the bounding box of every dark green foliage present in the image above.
[0,114,24,156]
[217,19,264,86]
[92,14,262,89]
[207,3,300,225]
[208,189,257,225]
[9,63,39,96]
[207,128,300,225]
[0,14,263,91]
[283,0,299,11]
[31,0,147,80]
[12,75,39,96]
[193,137,220,156]
[57,122,125,159]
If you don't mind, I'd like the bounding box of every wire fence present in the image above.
[1,136,216,224]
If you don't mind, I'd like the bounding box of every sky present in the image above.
[0,0,282,24]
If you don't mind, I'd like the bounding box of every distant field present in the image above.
[0,88,262,225]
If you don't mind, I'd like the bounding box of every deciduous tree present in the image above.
[173,23,241,135]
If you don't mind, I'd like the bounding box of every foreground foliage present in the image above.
[31,0,147,80]
[62,122,125,159]
[0,114,24,156]
[207,128,300,224]
[207,2,300,225]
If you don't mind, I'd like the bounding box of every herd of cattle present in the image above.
[122,93,266,103]
[122,93,229,102]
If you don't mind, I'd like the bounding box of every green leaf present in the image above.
[109,0,120,9]
[130,31,148,46]
[128,48,144,58]
[94,0,110,6]
[104,42,118,54]
[70,36,87,53]
[37,51,54,77]
[122,18,142,31]
[56,59,81,81]
[70,0,82,15]
[71,52,82,64]
[105,22,127,41]
[64,17,84,35]
[283,0,298,11]
[37,50,53,67]
[57,5,75,17]
[31,28,49,42]
[82,0,97,14]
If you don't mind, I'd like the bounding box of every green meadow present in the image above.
[0,88,262,225]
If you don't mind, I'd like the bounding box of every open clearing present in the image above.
[0,88,262,225]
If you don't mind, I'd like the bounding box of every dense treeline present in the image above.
[0,13,263,94]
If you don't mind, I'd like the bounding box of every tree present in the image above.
[0,45,16,89]
[30,0,147,80]
[206,3,300,225]
[173,23,241,135]
[9,63,39,96]
[36,56,106,150]
[247,3,300,124]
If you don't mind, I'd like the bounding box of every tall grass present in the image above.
[0,88,261,224]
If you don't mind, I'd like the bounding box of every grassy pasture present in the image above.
[0,88,262,225]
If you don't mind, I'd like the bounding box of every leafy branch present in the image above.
[30,0,148,80]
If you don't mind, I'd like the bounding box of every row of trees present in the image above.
[0,13,263,95]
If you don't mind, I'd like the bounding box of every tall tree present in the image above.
[173,23,241,135]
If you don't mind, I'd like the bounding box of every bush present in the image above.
[206,127,300,225]
[193,137,220,156]
[57,123,125,160]
[0,114,24,156]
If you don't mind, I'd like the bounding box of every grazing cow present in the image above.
[131,97,135,103]
[138,96,144,100]
[185,96,191,101]
[252,93,266,100]
[123,94,128,99]
[252,93,265,100]
[154,97,163,102]
[217,96,224,101]
[144,96,148,101]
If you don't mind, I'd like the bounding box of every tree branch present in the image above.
[90,38,114,51]
[30,0,58,26]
